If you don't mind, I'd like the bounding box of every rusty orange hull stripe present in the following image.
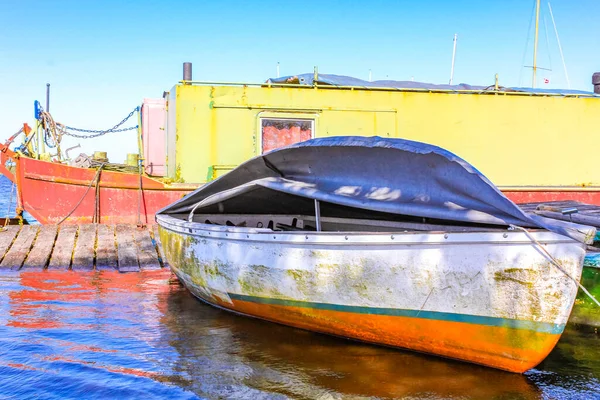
[227,293,564,334]
[208,293,565,373]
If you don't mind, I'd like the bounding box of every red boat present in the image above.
[0,145,195,225]
[0,98,197,225]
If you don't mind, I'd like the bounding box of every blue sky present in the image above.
[1,0,598,161]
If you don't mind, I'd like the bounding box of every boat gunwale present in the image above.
[156,214,578,246]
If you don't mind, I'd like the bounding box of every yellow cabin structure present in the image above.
[163,73,600,203]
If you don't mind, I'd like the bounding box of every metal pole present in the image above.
[548,2,570,89]
[532,0,541,88]
[277,62,280,78]
[45,83,50,112]
[183,62,192,82]
[314,199,321,232]
[449,34,457,85]
[41,83,50,155]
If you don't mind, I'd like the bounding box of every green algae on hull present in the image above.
[569,267,600,328]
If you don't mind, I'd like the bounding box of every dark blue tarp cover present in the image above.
[266,73,598,96]
[159,136,595,244]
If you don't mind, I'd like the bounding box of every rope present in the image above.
[29,107,139,162]
[509,224,600,308]
[518,0,538,86]
[548,1,571,88]
[137,165,143,226]
[93,167,102,224]
[3,128,24,149]
[57,163,106,225]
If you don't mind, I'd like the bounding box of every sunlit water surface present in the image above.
[0,175,36,223]
[0,270,598,400]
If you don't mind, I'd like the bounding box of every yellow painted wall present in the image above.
[171,84,600,188]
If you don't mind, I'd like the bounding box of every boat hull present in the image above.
[503,189,600,206]
[157,215,586,373]
[0,149,196,224]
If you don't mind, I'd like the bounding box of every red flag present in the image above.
[543,78,550,84]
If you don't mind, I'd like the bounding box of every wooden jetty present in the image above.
[0,224,168,272]
[519,200,600,232]
[519,200,600,256]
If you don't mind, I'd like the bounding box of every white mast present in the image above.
[449,33,458,84]
[276,62,280,78]
[532,0,541,88]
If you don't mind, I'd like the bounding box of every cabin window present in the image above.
[260,118,314,153]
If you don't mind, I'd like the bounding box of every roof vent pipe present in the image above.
[183,62,192,83]
[593,72,600,94]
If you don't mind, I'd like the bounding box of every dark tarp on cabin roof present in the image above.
[158,136,595,244]
[266,73,598,96]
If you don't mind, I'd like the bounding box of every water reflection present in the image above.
[0,270,598,399]
[161,284,548,399]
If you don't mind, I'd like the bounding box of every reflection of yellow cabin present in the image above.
[165,78,600,191]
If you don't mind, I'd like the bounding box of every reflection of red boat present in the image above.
[0,147,195,225]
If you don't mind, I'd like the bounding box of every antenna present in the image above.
[45,83,50,113]
[449,33,458,85]
[548,2,570,89]
[277,62,280,78]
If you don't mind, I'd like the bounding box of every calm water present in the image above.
[0,270,598,400]
[0,174,36,223]
[1,176,600,399]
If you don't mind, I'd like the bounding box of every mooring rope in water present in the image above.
[509,224,600,308]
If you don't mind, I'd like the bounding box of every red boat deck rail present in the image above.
[0,224,168,272]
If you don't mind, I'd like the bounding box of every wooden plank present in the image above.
[519,201,600,215]
[22,225,58,270]
[135,228,161,270]
[96,224,117,270]
[116,224,139,272]
[0,226,39,270]
[0,225,21,264]
[72,224,97,271]
[534,210,600,228]
[153,225,169,269]
[48,225,78,270]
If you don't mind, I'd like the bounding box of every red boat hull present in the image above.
[503,190,600,205]
[0,149,196,225]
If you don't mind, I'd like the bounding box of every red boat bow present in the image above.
[0,147,196,225]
